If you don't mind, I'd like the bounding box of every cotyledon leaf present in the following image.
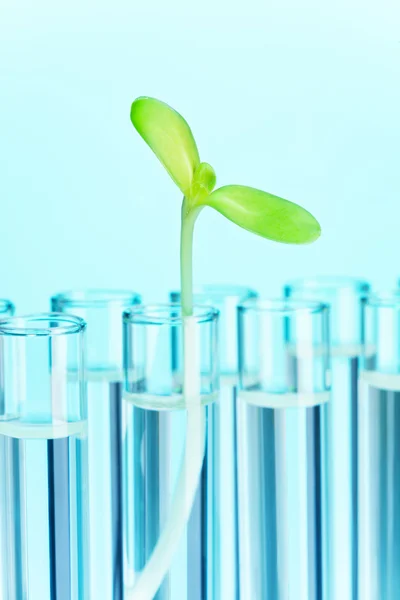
[202,185,321,244]
[131,97,200,196]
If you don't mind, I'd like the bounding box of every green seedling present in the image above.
[129,96,321,599]
[131,96,320,315]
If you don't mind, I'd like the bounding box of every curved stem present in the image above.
[127,198,206,600]
[126,406,206,600]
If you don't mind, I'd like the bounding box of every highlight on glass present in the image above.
[0,313,89,599]
[236,298,330,600]
[122,303,219,600]
[51,289,141,600]
[285,276,370,600]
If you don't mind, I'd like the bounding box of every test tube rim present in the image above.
[284,275,371,295]
[238,297,328,316]
[123,303,219,326]
[0,312,86,337]
[51,288,142,309]
[170,284,258,302]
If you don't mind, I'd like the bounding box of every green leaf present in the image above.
[203,185,321,244]
[131,97,200,196]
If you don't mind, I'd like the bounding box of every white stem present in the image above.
[127,316,205,600]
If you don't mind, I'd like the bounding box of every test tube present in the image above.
[51,290,141,600]
[122,303,219,600]
[358,292,400,600]
[170,285,257,599]
[237,298,330,600]
[0,313,89,599]
[285,277,370,599]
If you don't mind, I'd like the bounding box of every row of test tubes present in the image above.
[0,278,398,600]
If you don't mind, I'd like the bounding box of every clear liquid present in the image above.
[321,350,362,600]
[122,393,215,600]
[236,390,327,600]
[212,379,239,600]
[86,370,123,600]
[358,371,400,600]
[0,420,89,600]
[288,343,367,600]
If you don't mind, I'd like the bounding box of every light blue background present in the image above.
[1,0,399,312]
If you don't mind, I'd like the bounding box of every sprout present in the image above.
[129,96,321,600]
[131,96,320,248]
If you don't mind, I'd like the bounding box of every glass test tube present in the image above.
[358,292,400,600]
[122,304,219,600]
[51,290,141,600]
[170,285,257,600]
[285,277,370,600]
[0,313,89,600]
[237,298,330,600]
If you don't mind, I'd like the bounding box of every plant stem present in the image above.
[180,197,203,404]
[128,198,206,600]
[180,198,202,317]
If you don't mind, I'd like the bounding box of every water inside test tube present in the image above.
[236,387,328,600]
[236,334,331,600]
[0,418,88,600]
[84,369,124,600]
[358,370,400,600]
[122,391,216,600]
